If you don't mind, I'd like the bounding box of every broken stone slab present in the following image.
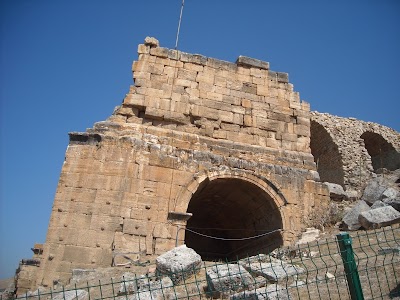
[381,187,400,201]
[325,272,335,280]
[118,273,173,298]
[236,56,270,70]
[156,245,202,284]
[342,200,371,230]
[362,178,388,205]
[133,277,173,300]
[206,264,254,298]
[295,227,320,245]
[51,290,88,300]
[324,182,348,201]
[383,198,400,212]
[242,262,304,282]
[358,206,400,229]
[230,284,292,300]
[370,200,388,209]
[362,173,400,206]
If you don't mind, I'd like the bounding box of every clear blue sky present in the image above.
[1,0,399,279]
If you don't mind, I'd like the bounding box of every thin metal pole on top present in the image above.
[175,0,185,49]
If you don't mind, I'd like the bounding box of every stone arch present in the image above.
[310,120,345,186]
[177,169,286,260]
[361,131,400,171]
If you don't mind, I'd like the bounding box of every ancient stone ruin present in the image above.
[14,37,400,295]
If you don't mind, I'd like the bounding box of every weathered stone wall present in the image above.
[311,112,400,194]
[16,38,331,294]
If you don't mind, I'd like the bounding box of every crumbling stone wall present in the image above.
[311,112,400,194]
[16,37,331,294]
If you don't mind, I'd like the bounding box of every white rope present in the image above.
[175,0,185,49]
[184,228,282,241]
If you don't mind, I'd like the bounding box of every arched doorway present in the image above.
[185,177,283,260]
[310,121,345,186]
[361,131,400,171]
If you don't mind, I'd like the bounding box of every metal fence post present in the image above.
[337,232,364,300]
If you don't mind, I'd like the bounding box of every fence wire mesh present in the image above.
[4,225,399,300]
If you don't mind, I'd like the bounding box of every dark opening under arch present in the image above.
[185,178,283,261]
[310,121,345,186]
[361,131,400,171]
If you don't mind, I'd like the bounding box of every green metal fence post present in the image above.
[337,232,364,300]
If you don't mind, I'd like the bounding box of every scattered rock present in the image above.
[296,227,320,245]
[206,264,254,297]
[242,261,304,282]
[384,198,400,212]
[325,272,335,280]
[118,273,173,300]
[342,200,371,230]
[238,254,276,266]
[358,206,400,229]
[362,171,400,208]
[230,284,292,300]
[253,276,267,288]
[290,280,306,288]
[156,245,202,284]
[324,182,348,201]
[270,248,300,261]
[134,277,173,300]
[51,290,88,300]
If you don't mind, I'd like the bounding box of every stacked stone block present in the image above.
[110,38,311,153]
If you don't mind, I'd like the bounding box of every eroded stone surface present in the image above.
[342,200,371,231]
[156,245,202,284]
[206,264,254,297]
[358,206,400,229]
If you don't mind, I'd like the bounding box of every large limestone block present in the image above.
[156,245,202,284]
[206,264,254,298]
[123,219,148,236]
[342,200,371,231]
[358,206,400,229]
[324,182,348,201]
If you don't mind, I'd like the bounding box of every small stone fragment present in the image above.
[144,37,159,48]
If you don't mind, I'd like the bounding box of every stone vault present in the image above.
[310,112,400,195]
[16,37,336,293]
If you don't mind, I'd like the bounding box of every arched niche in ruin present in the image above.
[310,120,345,186]
[361,131,400,171]
[184,176,284,260]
